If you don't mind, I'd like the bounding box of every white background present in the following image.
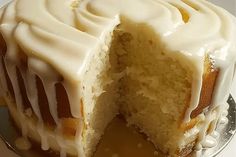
[0,0,236,157]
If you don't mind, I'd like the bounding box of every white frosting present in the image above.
[201,135,217,148]
[0,0,236,156]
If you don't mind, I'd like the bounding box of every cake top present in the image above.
[1,0,236,82]
[0,0,236,122]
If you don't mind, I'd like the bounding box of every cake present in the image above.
[0,0,235,156]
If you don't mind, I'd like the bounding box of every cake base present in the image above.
[5,96,164,157]
[0,95,235,157]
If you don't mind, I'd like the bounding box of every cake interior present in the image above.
[80,18,193,156]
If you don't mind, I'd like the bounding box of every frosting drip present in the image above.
[5,0,235,122]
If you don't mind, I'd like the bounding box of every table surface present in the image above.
[0,0,236,157]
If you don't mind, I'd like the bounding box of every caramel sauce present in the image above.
[0,97,5,106]
[20,117,164,157]
[94,117,164,157]
[16,68,32,111]
[36,76,56,128]
[56,83,73,119]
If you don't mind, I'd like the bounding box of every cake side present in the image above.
[0,1,121,156]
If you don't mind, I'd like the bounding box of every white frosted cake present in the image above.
[0,0,236,156]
